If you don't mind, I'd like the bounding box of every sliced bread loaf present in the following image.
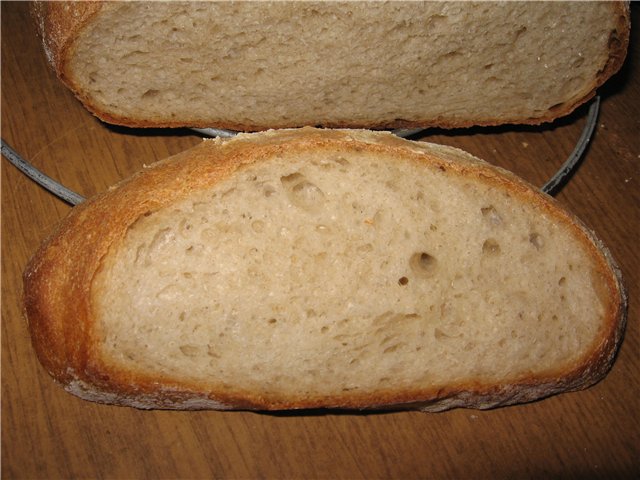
[31,1,629,131]
[23,128,626,411]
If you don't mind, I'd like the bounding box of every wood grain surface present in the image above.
[2,2,639,478]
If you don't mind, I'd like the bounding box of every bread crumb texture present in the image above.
[92,148,605,398]
[66,1,624,128]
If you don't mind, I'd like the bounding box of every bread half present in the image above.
[23,128,626,411]
[31,1,629,130]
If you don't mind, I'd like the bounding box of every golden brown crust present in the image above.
[30,1,104,73]
[31,1,630,132]
[23,128,627,410]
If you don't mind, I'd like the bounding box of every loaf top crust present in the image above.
[31,1,629,131]
[23,128,626,410]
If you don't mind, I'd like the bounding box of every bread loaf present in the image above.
[31,1,629,131]
[24,128,626,411]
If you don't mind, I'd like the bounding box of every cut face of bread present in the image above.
[94,147,608,394]
[33,1,629,130]
[24,128,626,411]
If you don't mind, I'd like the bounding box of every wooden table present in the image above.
[2,2,638,478]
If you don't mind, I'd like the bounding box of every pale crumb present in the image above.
[65,2,622,129]
[92,139,607,397]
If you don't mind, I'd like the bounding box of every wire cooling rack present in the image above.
[1,97,600,206]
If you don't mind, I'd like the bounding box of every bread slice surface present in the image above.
[23,128,626,410]
[32,1,629,130]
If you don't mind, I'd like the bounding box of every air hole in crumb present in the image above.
[179,345,200,357]
[280,173,325,210]
[383,343,404,354]
[268,318,277,324]
[434,328,448,340]
[292,181,324,204]
[141,89,159,99]
[221,187,236,198]
[529,232,544,249]
[251,220,265,232]
[409,252,437,277]
[398,276,409,286]
[380,335,394,346]
[482,238,501,255]
[572,56,585,68]
[558,276,566,286]
[481,205,502,226]
[280,172,304,185]
[548,102,564,112]
[320,326,329,333]
[335,156,350,167]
